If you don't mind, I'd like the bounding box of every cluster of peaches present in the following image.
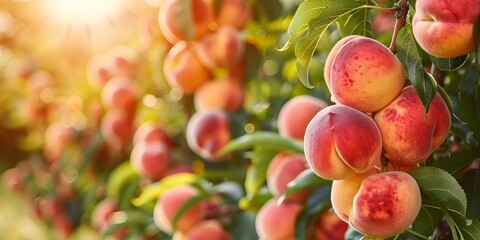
[302,33,451,238]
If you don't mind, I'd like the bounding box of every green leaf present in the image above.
[280,0,371,88]
[473,16,480,69]
[174,0,195,41]
[107,161,138,199]
[345,227,364,240]
[132,173,207,206]
[244,147,277,195]
[432,150,478,176]
[230,212,259,240]
[460,168,480,219]
[294,208,310,240]
[430,55,469,72]
[336,0,374,38]
[217,131,304,156]
[171,191,212,232]
[279,169,331,204]
[457,215,480,240]
[412,206,443,237]
[397,23,438,112]
[459,62,480,141]
[410,167,467,219]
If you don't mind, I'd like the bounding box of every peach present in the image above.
[101,77,139,114]
[216,0,251,30]
[374,86,451,165]
[182,220,231,240]
[91,199,119,231]
[267,153,309,203]
[412,0,480,58]
[87,55,115,86]
[255,198,303,240]
[277,95,328,140]
[314,211,349,240]
[304,105,382,180]
[194,78,244,112]
[158,0,213,44]
[130,141,170,180]
[164,42,212,94]
[133,122,175,148]
[44,122,76,163]
[186,110,231,161]
[324,36,405,112]
[350,172,421,238]
[100,109,135,151]
[109,45,135,78]
[153,185,205,234]
[196,26,245,69]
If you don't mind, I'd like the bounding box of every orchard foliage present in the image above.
[0,0,479,239]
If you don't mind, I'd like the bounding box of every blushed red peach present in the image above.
[412,0,480,58]
[216,0,251,30]
[314,211,349,240]
[255,198,303,240]
[196,26,244,69]
[91,199,119,231]
[324,36,405,112]
[130,141,170,180]
[163,42,211,94]
[374,86,451,165]
[304,105,382,180]
[278,95,328,140]
[133,122,175,148]
[153,186,205,234]
[87,55,115,86]
[100,109,135,151]
[182,220,231,240]
[186,110,231,161]
[101,77,139,114]
[194,78,244,112]
[349,172,421,238]
[267,153,309,203]
[158,0,213,44]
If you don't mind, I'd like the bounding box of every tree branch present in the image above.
[389,0,409,54]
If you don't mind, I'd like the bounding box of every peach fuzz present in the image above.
[100,109,135,151]
[255,198,303,240]
[194,78,244,112]
[158,0,213,44]
[181,220,231,240]
[304,105,382,180]
[278,95,328,140]
[314,211,349,240]
[196,26,244,70]
[349,172,421,238]
[101,77,139,114]
[412,0,480,58]
[153,185,205,234]
[130,141,170,180]
[325,36,405,112]
[186,110,231,161]
[216,0,251,30]
[374,86,451,165]
[267,153,309,203]
[163,42,212,94]
[133,122,175,148]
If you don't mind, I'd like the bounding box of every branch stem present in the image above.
[389,0,409,54]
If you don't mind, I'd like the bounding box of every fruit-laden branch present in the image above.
[389,0,409,54]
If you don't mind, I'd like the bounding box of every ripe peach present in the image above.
[101,77,139,114]
[216,0,251,30]
[350,171,421,238]
[182,220,231,240]
[109,45,135,78]
[133,122,175,148]
[158,0,213,44]
[324,36,405,112]
[100,109,135,151]
[277,95,328,140]
[255,198,303,240]
[374,86,451,165]
[130,141,170,180]
[267,153,309,203]
[412,0,480,58]
[186,110,231,161]
[304,105,382,180]
[153,185,205,234]
[194,78,244,112]
[44,122,76,163]
[196,26,244,69]
[314,211,349,240]
[163,42,211,94]
[87,55,115,86]
[91,199,119,231]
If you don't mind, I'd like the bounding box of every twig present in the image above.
[389,0,409,54]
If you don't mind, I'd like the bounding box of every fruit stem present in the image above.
[381,149,390,172]
[430,64,446,87]
[389,0,409,54]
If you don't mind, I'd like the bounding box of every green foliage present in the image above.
[280,169,331,203]
[396,23,437,112]
[430,55,469,72]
